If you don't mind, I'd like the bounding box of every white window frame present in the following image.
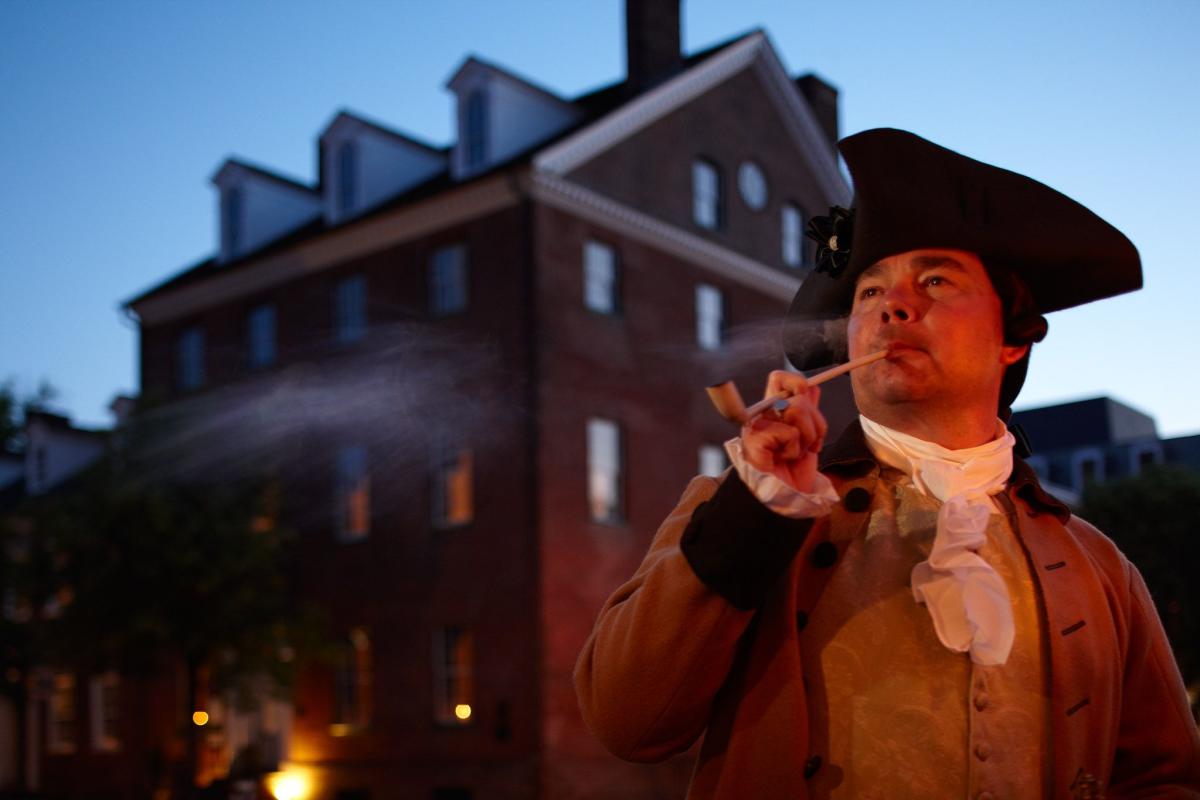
[334,275,367,344]
[583,240,619,315]
[335,444,370,542]
[692,159,721,230]
[587,417,624,525]
[248,303,277,369]
[89,672,121,752]
[699,444,728,478]
[177,326,205,391]
[433,627,474,727]
[782,203,804,268]
[695,284,724,351]
[430,244,469,316]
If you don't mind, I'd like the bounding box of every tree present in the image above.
[13,417,326,797]
[1080,465,1200,715]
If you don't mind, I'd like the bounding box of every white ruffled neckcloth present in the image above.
[859,414,1016,666]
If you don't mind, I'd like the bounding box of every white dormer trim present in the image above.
[446,57,583,181]
[319,112,446,226]
[534,32,849,205]
[211,160,322,264]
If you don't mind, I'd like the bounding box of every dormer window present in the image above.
[337,141,357,216]
[782,203,804,268]
[465,90,488,170]
[223,187,242,256]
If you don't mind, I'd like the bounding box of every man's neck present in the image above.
[855,401,1002,450]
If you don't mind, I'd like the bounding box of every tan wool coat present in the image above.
[575,424,1200,799]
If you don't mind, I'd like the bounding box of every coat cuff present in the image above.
[680,472,815,610]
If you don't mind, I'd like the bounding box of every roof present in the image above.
[319,109,445,155]
[211,158,316,194]
[125,31,760,312]
[1011,396,1158,452]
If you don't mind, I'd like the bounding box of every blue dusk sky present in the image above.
[2,1,1198,435]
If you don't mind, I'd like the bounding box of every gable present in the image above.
[552,62,846,271]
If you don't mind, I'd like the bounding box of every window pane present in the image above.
[177,327,205,390]
[699,444,727,478]
[466,91,487,168]
[249,304,276,368]
[49,672,77,753]
[337,445,370,540]
[430,245,469,316]
[782,204,803,267]
[335,275,367,343]
[435,627,474,725]
[338,141,356,216]
[433,444,473,528]
[587,418,623,523]
[692,160,720,229]
[696,284,723,350]
[583,240,617,314]
[331,628,372,733]
[224,187,242,255]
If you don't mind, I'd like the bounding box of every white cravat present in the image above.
[859,415,1016,666]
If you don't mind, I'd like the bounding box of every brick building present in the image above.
[31,3,850,797]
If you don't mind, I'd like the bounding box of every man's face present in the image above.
[847,249,1028,419]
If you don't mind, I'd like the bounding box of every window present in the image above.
[337,140,357,216]
[429,245,469,316]
[1131,443,1162,474]
[224,187,242,255]
[583,240,619,314]
[434,627,474,726]
[587,418,623,524]
[737,161,768,210]
[699,444,728,478]
[1071,448,1105,491]
[695,284,724,350]
[177,326,205,390]
[692,159,721,230]
[48,672,77,753]
[465,90,488,169]
[331,628,372,736]
[336,445,370,541]
[248,303,276,369]
[782,204,804,268]
[334,275,367,343]
[89,672,121,752]
[432,442,473,528]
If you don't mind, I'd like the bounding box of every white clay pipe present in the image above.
[706,348,890,425]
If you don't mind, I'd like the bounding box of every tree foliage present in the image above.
[1080,465,1200,694]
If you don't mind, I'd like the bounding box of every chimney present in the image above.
[625,0,683,96]
[795,73,840,151]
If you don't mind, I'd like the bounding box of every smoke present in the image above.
[126,322,520,487]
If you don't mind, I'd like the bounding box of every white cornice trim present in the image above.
[529,172,801,302]
[131,175,520,326]
[535,33,764,175]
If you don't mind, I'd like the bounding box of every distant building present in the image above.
[1012,395,1200,506]
[33,2,851,798]
[0,405,116,795]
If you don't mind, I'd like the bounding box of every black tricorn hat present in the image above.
[783,128,1142,410]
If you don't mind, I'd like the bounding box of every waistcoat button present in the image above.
[975,742,991,761]
[843,486,871,512]
[803,755,822,778]
[974,692,990,711]
[811,541,838,569]
[796,610,809,630]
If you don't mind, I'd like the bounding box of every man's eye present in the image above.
[858,286,881,300]
[923,275,950,288]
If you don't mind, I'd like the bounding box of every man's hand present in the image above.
[740,371,828,494]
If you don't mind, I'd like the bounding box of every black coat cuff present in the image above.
[680,472,814,610]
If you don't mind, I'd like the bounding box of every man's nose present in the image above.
[880,286,919,324]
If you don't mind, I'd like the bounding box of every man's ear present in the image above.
[1000,342,1030,366]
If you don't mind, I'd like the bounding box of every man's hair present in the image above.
[984,264,1048,346]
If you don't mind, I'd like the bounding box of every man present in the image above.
[575,129,1200,798]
